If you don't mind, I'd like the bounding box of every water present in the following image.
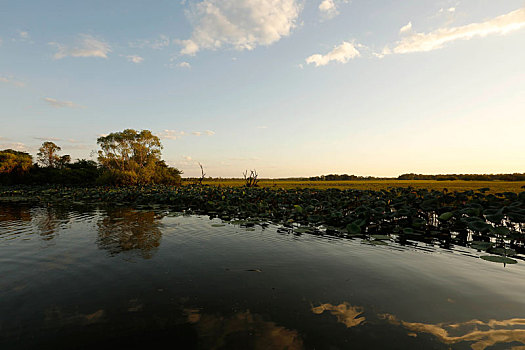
[1,204,525,349]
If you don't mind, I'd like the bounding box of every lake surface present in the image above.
[1,204,525,349]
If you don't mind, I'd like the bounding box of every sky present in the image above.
[1,0,524,178]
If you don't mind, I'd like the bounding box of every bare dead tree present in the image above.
[243,169,259,187]
[198,162,206,185]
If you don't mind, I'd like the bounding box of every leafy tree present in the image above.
[58,155,71,168]
[0,149,33,174]
[37,141,62,168]
[97,129,181,185]
[0,149,33,184]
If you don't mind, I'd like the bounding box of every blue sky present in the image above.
[1,0,524,177]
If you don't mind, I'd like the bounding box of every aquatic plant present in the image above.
[1,185,524,262]
[243,169,259,187]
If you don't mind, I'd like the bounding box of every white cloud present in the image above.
[129,35,171,49]
[319,0,337,19]
[192,130,215,136]
[126,55,144,63]
[158,129,213,139]
[178,61,191,68]
[390,8,525,54]
[318,0,349,20]
[19,31,29,39]
[43,97,85,109]
[34,137,62,142]
[158,130,186,140]
[0,76,25,87]
[180,0,301,55]
[399,21,412,35]
[151,34,171,49]
[0,142,28,151]
[50,34,111,59]
[305,41,360,67]
[440,7,456,14]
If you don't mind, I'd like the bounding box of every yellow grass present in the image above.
[184,179,525,194]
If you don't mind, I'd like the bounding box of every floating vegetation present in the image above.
[480,256,518,264]
[1,185,524,263]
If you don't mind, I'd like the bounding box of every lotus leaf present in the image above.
[371,235,390,240]
[346,223,361,235]
[488,247,516,256]
[480,256,517,264]
[470,241,492,251]
[491,226,510,236]
[438,212,454,221]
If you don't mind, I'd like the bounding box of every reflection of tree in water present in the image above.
[32,206,82,240]
[185,309,303,350]
[1,205,96,240]
[96,208,163,259]
[0,205,32,223]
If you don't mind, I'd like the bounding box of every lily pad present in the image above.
[370,240,388,245]
[470,241,492,251]
[294,227,313,234]
[467,220,491,233]
[402,228,414,235]
[438,212,454,221]
[488,247,516,256]
[371,234,390,240]
[491,226,510,236]
[480,255,517,264]
[346,223,361,235]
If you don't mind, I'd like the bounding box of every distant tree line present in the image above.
[0,129,182,186]
[308,173,525,181]
[308,174,386,181]
[397,173,525,181]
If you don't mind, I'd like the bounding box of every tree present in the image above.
[0,149,33,174]
[0,149,33,184]
[97,129,181,185]
[57,155,71,168]
[243,169,259,187]
[37,141,62,168]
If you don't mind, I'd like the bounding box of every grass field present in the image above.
[185,179,525,194]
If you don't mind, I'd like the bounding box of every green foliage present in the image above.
[0,158,101,185]
[37,141,64,168]
[29,159,100,184]
[96,129,181,185]
[0,149,33,174]
[0,150,33,184]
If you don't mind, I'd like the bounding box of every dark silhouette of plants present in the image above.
[197,162,206,185]
[243,169,259,187]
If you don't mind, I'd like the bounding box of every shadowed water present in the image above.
[1,204,525,349]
